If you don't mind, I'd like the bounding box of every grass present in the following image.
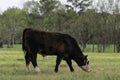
[0,45,120,80]
[0,45,22,51]
[84,44,116,53]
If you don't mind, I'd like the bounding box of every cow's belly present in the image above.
[38,48,57,56]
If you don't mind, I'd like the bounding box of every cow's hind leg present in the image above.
[55,55,63,72]
[25,52,31,72]
[30,53,40,72]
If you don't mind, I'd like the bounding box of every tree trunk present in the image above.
[7,35,11,48]
[116,44,120,53]
[113,44,116,53]
[0,41,3,48]
[0,38,3,48]
[10,34,15,48]
[98,44,102,53]
[7,33,15,48]
[102,44,105,53]
[92,43,95,52]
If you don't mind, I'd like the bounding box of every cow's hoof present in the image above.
[26,66,31,72]
[71,69,74,72]
[35,67,40,73]
[55,69,58,73]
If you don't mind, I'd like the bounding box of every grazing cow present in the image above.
[22,28,91,72]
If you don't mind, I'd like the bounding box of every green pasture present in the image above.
[0,45,120,80]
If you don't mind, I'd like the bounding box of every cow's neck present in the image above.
[72,49,85,66]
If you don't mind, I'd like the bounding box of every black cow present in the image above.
[22,28,91,72]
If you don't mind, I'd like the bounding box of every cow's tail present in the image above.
[22,28,32,54]
[22,29,27,53]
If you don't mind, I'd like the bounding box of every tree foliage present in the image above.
[1,8,26,47]
[0,0,120,52]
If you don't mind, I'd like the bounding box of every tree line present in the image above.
[0,0,120,53]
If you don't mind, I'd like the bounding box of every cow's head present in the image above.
[80,55,91,72]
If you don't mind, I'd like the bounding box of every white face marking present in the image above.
[35,66,40,73]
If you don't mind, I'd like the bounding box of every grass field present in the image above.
[0,45,120,80]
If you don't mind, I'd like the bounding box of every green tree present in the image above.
[23,0,40,14]
[66,0,92,13]
[0,14,3,48]
[23,0,64,31]
[39,0,64,31]
[39,0,61,15]
[2,8,27,47]
[112,0,120,52]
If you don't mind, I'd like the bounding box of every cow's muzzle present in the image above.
[80,65,91,72]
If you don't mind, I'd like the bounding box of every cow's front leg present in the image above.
[66,58,74,72]
[55,55,63,72]
[31,53,40,72]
